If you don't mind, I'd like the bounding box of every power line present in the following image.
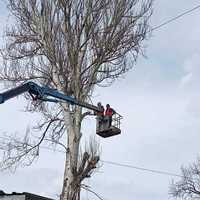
[0,135,183,178]
[37,145,183,178]
[101,160,183,178]
[39,146,184,178]
[152,4,200,31]
[0,134,183,178]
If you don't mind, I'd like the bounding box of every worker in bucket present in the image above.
[96,102,105,131]
[105,104,116,127]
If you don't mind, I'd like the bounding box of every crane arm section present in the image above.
[0,82,102,113]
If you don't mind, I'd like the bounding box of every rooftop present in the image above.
[0,191,54,200]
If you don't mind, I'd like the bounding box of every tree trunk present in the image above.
[61,106,82,200]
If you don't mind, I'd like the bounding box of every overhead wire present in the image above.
[152,4,200,31]
[0,134,183,178]
[101,160,183,178]
[38,145,184,178]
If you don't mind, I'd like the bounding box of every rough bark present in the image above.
[61,110,80,200]
[62,106,82,200]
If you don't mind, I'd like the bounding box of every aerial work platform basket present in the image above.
[96,113,123,138]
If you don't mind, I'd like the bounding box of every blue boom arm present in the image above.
[0,81,102,113]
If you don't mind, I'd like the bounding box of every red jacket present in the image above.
[105,108,115,116]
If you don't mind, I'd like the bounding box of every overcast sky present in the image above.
[1,1,200,200]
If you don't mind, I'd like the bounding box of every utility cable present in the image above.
[101,160,183,178]
[36,147,184,178]
[40,145,184,178]
[152,4,200,31]
[0,134,183,178]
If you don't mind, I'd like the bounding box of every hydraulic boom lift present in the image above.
[0,81,122,138]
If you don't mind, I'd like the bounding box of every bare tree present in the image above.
[0,0,153,199]
[170,157,200,200]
